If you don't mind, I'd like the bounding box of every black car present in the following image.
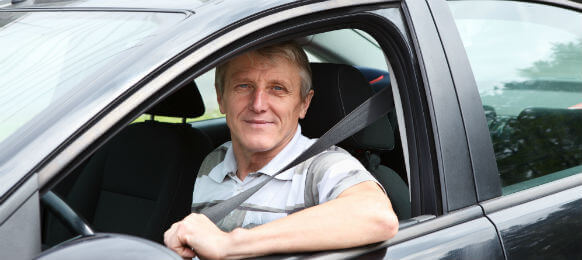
[0,0,581,259]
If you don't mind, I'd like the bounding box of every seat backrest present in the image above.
[301,63,410,219]
[45,81,213,245]
[301,63,395,151]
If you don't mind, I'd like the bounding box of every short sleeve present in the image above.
[305,149,384,205]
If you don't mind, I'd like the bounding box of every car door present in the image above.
[444,0,582,259]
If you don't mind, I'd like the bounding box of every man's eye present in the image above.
[236,84,250,89]
[273,86,284,91]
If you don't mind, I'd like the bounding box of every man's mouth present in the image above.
[244,119,273,125]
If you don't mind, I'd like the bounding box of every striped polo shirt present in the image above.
[191,125,380,231]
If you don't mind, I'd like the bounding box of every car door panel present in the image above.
[482,177,582,259]
[386,217,503,259]
[322,206,504,259]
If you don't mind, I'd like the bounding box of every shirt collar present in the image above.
[207,125,311,183]
[208,142,235,183]
[258,125,309,180]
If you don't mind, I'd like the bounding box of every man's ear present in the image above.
[299,89,314,119]
[216,85,226,114]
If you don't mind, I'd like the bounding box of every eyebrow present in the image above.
[268,79,290,87]
[228,74,291,87]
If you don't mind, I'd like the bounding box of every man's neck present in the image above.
[231,130,297,181]
[233,149,276,180]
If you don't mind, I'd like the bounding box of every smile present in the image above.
[244,119,274,126]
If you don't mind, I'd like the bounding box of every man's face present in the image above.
[217,52,313,155]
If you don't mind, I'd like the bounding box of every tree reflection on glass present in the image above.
[490,39,582,187]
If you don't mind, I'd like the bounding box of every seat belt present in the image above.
[201,86,394,223]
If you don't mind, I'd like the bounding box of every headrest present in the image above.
[147,81,205,118]
[356,66,391,93]
[301,63,395,151]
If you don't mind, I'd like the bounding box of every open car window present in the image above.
[42,26,411,253]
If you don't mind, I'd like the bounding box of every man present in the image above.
[164,41,398,259]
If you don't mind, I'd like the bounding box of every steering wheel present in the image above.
[39,191,182,260]
[41,191,94,237]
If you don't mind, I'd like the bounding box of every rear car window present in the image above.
[449,0,582,194]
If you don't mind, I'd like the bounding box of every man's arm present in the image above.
[164,181,398,259]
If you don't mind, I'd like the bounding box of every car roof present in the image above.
[6,0,205,11]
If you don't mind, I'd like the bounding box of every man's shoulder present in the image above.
[301,145,360,176]
[314,145,354,164]
[198,141,231,177]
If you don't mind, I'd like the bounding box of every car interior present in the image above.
[40,28,411,248]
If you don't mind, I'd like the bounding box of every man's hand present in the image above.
[164,213,231,259]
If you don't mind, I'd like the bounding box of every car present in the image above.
[0,0,581,259]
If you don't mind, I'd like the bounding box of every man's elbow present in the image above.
[375,208,399,240]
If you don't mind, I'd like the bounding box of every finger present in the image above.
[175,246,196,258]
[163,224,178,247]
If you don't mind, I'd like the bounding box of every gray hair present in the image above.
[215,41,312,100]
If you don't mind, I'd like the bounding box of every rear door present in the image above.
[447,0,582,258]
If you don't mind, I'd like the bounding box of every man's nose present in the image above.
[249,88,268,113]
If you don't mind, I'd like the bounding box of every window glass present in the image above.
[0,11,184,143]
[449,1,582,194]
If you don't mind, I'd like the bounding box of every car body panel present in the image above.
[403,0,476,212]
[310,206,503,259]
[482,174,582,259]
[385,217,503,259]
[424,0,501,202]
[11,0,204,10]
[0,175,40,260]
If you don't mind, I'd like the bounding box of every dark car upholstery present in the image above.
[301,63,411,220]
[45,82,213,245]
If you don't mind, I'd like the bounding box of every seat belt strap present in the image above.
[201,86,394,223]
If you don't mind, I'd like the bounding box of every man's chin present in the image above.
[242,142,275,153]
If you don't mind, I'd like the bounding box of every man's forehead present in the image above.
[226,52,298,79]
[231,52,286,69]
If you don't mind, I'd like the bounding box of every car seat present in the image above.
[44,81,213,245]
[301,63,411,220]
